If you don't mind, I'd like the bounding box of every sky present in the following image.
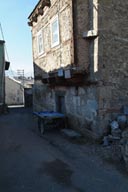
[0,0,38,77]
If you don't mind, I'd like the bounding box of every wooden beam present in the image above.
[38,7,44,16]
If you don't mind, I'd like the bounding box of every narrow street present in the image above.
[0,107,128,192]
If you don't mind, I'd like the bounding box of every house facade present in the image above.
[28,0,128,138]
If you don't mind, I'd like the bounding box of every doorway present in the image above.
[56,92,65,114]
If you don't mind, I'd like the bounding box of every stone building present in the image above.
[0,40,9,113]
[28,0,128,139]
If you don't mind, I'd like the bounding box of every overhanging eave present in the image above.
[28,0,51,26]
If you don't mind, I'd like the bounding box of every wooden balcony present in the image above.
[40,68,88,87]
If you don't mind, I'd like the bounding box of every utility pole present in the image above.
[17,69,24,87]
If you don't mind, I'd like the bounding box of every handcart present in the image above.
[33,111,67,135]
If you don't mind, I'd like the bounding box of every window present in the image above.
[51,16,60,47]
[37,29,44,55]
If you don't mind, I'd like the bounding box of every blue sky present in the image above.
[0,0,38,76]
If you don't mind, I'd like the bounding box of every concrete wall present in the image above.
[0,41,5,105]
[5,77,24,105]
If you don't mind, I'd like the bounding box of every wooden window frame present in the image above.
[51,15,60,48]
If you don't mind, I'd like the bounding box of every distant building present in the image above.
[28,0,128,139]
[0,40,9,113]
[13,76,34,88]
[13,76,34,107]
[5,76,34,107]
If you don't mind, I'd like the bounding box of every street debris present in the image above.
[102,110,128,170]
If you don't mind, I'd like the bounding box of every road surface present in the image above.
[0,107,128,192]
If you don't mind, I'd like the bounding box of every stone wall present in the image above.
[33,82,100,138]
[32,0,74,77]
[33,80,56,111]
[97,0,128,131]
[73,0,89,70]
[31,0,128,138]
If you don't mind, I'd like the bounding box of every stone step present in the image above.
[61,128,81,138]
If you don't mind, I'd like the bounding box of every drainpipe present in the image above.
[72,0,78,67]
[82,0,98,81]
[89,0,98,80]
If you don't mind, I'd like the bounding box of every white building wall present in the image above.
[5,77,24,105]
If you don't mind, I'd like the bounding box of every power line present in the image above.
[17,69,25,87]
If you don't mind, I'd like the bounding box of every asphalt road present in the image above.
[0,107,128,192]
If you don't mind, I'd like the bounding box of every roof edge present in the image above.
[28,0,51,20]
[28,0,42,19]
